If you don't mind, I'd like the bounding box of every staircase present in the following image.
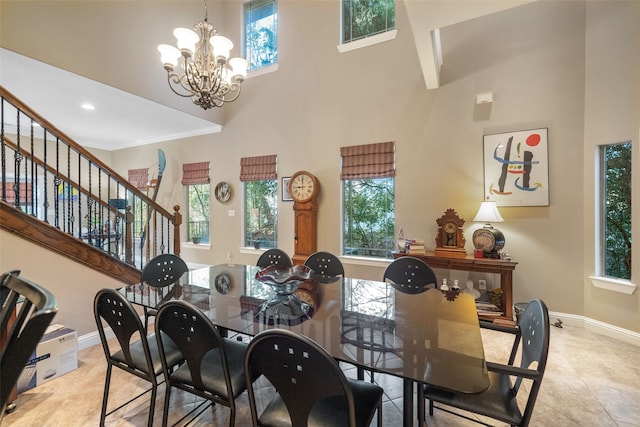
[0,86,181,285]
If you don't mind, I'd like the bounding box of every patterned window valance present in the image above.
[340,141,395,180]
[182,162,211,185]
[240,155,277,181]
[128,168,149,190]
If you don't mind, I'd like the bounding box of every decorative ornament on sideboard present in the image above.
[157,0,248,110]
[472,200,505,259]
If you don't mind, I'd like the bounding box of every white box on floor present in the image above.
[17,325,78,393]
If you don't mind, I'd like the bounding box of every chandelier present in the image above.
[157,1,248,110]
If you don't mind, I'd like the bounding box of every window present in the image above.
[342,0,395,44]
[241,155,278,249]
[599,142,632,280]
[245,0,278,72]
[182,162,211,243]
[341,142,395,258]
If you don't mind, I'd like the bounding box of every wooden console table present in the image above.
[393,252,518,320]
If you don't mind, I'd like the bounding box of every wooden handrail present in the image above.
[1,85,181,269]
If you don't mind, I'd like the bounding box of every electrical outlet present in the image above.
[478,279,487,290]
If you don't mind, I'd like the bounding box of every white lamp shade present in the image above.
[173,27,199,52]
[473,201,504,223]
[157,44,181,66]
[229,57,248,78]
[210,35,233,60]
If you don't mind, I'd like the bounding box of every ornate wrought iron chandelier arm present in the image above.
[156,1,248,110]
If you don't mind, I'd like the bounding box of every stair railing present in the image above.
[0,86,181,270]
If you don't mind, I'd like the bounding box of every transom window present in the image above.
[599,142,632,280]
[244,0,278,72]
[342,0,395,44]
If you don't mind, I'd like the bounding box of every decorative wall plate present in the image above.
[214,181,232,203]
[214,273,232,294]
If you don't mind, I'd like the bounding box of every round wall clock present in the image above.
[214,181,232,203]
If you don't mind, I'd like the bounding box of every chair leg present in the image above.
[144,307,150,332]
[418,385,425,423]
[100,365,112,426]
[148,382,157,427]
[161,385,171,427]
[377,397,383,426]
[228,405,235,427]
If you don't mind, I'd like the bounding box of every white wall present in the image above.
[2,0,639,334]
[583,1,640,331]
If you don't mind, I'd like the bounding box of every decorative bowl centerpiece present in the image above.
[254,264,314,322]
[255,264,313,295]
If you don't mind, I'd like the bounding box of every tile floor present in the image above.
[3,324,639,426]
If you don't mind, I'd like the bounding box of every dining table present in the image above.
[120,263,489,427]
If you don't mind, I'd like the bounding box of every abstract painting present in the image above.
[482,128,549,206]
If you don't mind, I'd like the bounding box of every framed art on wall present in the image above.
[482,128,549,206]
[281,177,292,201]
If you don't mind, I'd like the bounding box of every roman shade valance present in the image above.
[182,162,210,185]
[128,168,149,190]
[1,181,32,205]
[340,141,395,180]
[240,155,277,181]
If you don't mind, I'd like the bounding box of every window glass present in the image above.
[244,180,278,249]
[343,177,395,258]
[600,142,632,279]
[342,0,395,44]
[186,184,210,243]
[245,0,278,71]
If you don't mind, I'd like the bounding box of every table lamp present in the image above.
[472,201,505,259]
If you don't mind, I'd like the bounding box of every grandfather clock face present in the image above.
[289,171,320,264]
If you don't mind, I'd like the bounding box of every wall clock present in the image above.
[288,171,320,265]
[214,181,232,203]
[434,208,467,258]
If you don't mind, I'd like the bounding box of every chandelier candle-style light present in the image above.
[157,1,248,110]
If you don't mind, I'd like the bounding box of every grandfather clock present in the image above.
[288,171,320,265]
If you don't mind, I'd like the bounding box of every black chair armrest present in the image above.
[486,361,540,380]
[479,321,519,334]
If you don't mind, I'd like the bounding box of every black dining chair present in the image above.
[256,248,292,269]
[304,251,344,279]
[94,288,183,427]
[350,256,437,384]
[1,271,57,421]
[383,256,437,294]
[140,253,189,331]
[244,328,383,427]
[155,300,259,427]
[423,299,550,427]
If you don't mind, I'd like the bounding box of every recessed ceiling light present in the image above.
[81,103,95,110]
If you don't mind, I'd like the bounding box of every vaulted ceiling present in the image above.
[0,0,534,151]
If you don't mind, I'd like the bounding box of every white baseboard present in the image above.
[549,311,640,346]
[78,312,640,351]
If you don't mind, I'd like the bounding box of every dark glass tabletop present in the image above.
[121,263,487,391]
[121,263,489,425]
